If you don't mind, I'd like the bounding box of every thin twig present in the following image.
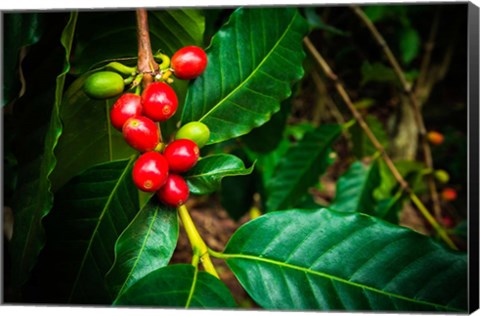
[415,9,441,97]
[303,37,458,251]
[350,5,442,223]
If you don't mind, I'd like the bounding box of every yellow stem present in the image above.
[177,204,220,278]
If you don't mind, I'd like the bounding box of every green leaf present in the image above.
[350,114,388,159]
[9,12,77,287]
[185,154,254,195]
[361,62,398,86]
[221,208,467,311]
[400,27,420,65]
[106,197,179,299]
[304,7,349,36]
[3,13,44,106]
[113,264,236,308]
[242,100,291,154]
[35,157,139,304]
[361,62,418,87]
[245,138,291,185]
[49,75,136,191]
[266,124,342,211]
[181,7,309,144]
[330,160,381,214]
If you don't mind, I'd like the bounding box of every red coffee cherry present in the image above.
[141,82,178,122]
[171,46,207,80]
[132,152,169,192]
[427,131,444,145]
[441,187,457,201]
[163,139,200,173]
[110,93,143,130]
[157,174,190,207]
[122,116,160,152]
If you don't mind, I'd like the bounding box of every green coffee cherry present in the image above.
[434,169,450,184]
[175,121,210,148]
[83,71,125,100]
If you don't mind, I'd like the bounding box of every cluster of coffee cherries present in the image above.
[83,46,209,207]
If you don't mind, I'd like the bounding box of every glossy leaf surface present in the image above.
[266,124,342,211]
[36,158,139,303]
[181,7,309,144]
[49,75,136,191]
[113,264,236,308]
[222,208,467,311]
[185,154,254,195]
[330,160,380,214]
[106,197,179,299]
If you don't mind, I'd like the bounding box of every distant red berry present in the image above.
[441,187,457,201]
[442,216,455,228]
[110,93,143,130]
[157,174,190,207]
[427,131,444,145]
[141,82,178,122]
[132,152,169,192]
[163,139,200,173]
[122,116,160,152]
[171,46,207,80]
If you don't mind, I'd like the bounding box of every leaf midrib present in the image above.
[114,208,159,298]
[198,11,298,123]
[218,252,463,312]
[68,155,135,302]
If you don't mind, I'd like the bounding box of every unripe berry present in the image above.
[122,116,160,152]
[163,139,200,173]
[434,169,450,184]
[83,71,125,99]
[132,152,169,192]
[141,82,178,122]
[427,131,444,145]
[441,187,457,201]
[171,46,207,80]
[110,93,143,130]
[175,121,210,148]
[157,174,190,207]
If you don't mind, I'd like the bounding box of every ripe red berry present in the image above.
[123,116,160,152]
[157,174,190,207]
[132,152,169,192]
[441,187,457,201]
[163,139,200,173]
[427,131,444,145]
[171,46,207,80]
[141,82,178,122]
[110,93,143,130]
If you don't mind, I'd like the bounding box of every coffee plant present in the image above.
[2,4,472,312]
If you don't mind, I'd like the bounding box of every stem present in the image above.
[350,5,442,223]
[303,37,458,251]
[136,9,158,88]
[177,204,220,278]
